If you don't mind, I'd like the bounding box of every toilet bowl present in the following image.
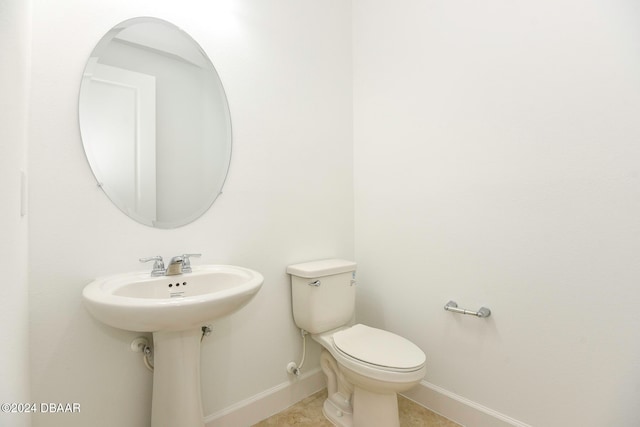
[287,259,427,427]
[313,324,426,427]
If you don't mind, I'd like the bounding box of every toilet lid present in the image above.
[333,324,426,370]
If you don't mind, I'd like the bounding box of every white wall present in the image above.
[0,1,30,426]
[24,1,640,425]
[28,1,352,426]
[353,1,640,426]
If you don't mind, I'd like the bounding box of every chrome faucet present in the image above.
[165,256,184,276]
[140,254,201,276]
[180,253,201,273]
[139,256,166,277]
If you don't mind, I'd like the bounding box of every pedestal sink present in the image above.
[82,264,264,427]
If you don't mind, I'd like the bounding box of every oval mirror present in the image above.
[79,17,232,228]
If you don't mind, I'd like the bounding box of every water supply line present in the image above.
[143,345,154,372]
[201,325,212,342]
[131,337,155,372]
[286,329,308,377]
[132,326,213,373]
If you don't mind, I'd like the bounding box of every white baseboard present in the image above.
[401,380,532,427]
[204,368,326,427]
[205,373,530,427]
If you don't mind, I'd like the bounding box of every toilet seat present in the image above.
[312,324,426,384]
[332,324,425,372]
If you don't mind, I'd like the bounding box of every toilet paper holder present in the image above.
[444,300,491,318]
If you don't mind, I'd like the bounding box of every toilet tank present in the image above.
[287,259,357,334]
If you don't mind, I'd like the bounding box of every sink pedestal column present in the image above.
[151,329,204,427]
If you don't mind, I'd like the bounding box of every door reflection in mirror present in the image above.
[79,17,232,228]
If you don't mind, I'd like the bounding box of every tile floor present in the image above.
[252,389,461,426]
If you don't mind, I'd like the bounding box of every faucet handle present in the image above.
[139,256,165,276]
[181,253,201,273]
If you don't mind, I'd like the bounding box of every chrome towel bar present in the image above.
[444,301,491,318]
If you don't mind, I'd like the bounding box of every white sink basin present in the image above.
[83,263,264,427]
[82,264,264,332]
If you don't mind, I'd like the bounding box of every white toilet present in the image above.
[287,259,426,427]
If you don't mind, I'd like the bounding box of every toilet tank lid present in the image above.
[287,259,357,278]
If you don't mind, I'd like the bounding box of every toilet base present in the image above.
[352,386,399,427]
[321,386,400,427]
[322,398,353,427]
